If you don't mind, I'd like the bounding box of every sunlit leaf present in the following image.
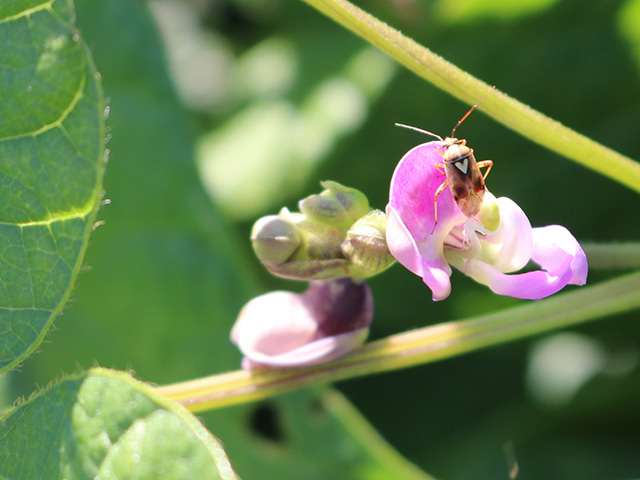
[0,0,104,372]
[618,0,640,72]
[436,0,560,24]
[0,368,238,479]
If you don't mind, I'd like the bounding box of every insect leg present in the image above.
[431,180,448,233]
[477,160,493,180]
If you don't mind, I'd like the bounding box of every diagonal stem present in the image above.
[583,242,640,269]
[299,0,640,194]
[157,270,640,412]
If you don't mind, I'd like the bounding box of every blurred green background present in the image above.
[4,0,640,478]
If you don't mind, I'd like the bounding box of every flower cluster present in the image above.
[251,181,394,280]
[230,136,588,369]
[386,141,587,301]
[231,181,392,369]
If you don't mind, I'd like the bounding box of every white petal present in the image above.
[532,225,588,285]
[492,196,533,273]
[242,328,369,368]
[231,291,316,356]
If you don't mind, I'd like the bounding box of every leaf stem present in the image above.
[299,0,640,194]
[157,270,640,413]
[321,390,437,480]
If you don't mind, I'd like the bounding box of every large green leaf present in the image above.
[0,368,238,479]
[0,0,104,372]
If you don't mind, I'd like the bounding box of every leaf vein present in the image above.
[0,73,86,144]
[0,1,54,25]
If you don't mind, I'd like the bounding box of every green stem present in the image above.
[299,0,640,195]
[584,242,640,269]
[157,270,640,413]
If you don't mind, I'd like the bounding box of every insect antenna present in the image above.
[395,123,443,141]
[450,85,496,138]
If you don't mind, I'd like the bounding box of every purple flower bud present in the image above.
[231,278,373,369]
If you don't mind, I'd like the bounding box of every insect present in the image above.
[396,88,495,231]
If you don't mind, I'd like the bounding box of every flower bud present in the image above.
[231,278,373,369]
[342,210,395,276]
[252,208,350,280]
[250,182,392,281]
[251,214,302,265]
[299,181,370,230]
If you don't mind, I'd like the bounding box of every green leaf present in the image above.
[0,368,238,479]
[207,389,434,480]
[0,1,104,372]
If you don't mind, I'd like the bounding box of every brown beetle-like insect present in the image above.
[396,88,494,231]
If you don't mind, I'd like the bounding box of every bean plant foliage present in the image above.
[0,1,432,479]
[1,0,640,479]
[0,0,102,373]
[0,1,238,478]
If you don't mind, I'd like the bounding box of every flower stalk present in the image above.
[157,269,640,413]
[300,0,640,195]
[583,242,640,269]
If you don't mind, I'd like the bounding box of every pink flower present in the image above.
[231,279,372,369]
[386,141,588,301]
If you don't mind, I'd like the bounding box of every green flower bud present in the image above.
[342,210,395,277]
[252,209,350,281]
[299,181,370,230]
[260,257,352,281]
[292,218,345,259]
[251,182,387,281]
[251,214,302,265]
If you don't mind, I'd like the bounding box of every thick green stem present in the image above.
[300,0,640,194]
[157,270,640,412]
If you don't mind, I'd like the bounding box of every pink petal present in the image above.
[387,206,452,301]
[388,141,460,238]
[531,225,588,286]
[463,225,587,299]
[386,141,469,301]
